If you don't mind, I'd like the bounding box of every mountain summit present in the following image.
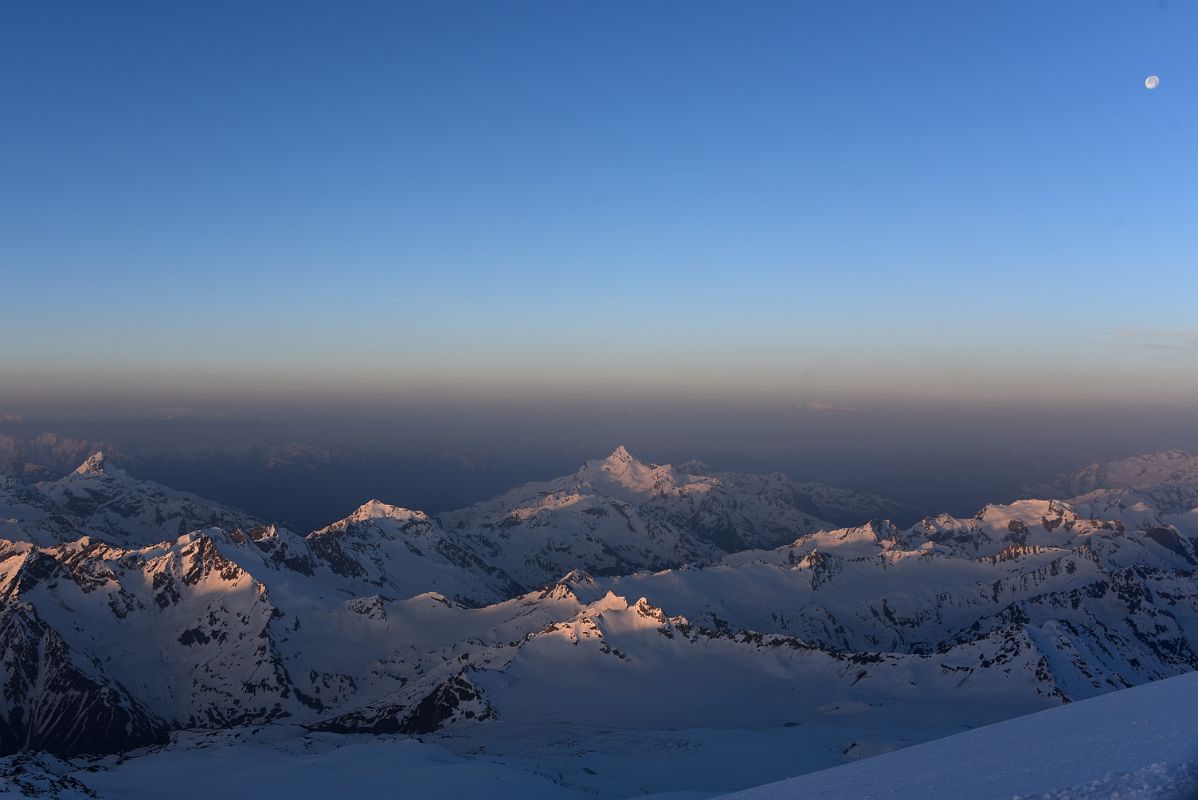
[605,444,635,463]
[575,446,682,498]
[72,450,112,476]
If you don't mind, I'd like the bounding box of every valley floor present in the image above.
[3,671,1196,800]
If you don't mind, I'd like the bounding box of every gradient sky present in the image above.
[2,0,1195,416]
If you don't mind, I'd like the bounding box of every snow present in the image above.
[71,450,111,476]
[1,730,594,799]
[1026,451,1198,516]
[3,447,1198,798]
[717,670,1198,800]
[1025,763,1198,800]
[7,674,1195,799]
[343,498,429,521]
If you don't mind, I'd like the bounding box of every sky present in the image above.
[1,0,1196,419]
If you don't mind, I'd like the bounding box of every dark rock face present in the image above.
[310,703,406,735]
[311,672,494,736]
[304,532,368,580]
[0,752,102,797]
[399,673,494,735]
[0,603,168,756]
[1144,527,1197,564]
[244,526,316,576]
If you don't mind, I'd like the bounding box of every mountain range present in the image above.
[1,446,1196,798]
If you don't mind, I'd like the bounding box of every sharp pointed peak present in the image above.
[73,451,113,476]
[570,446,685,497]
[605,445,635,462]
[593,445,660,471]
[559,568,597,586]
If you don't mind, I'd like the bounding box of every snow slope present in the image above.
[719,669,1198,800]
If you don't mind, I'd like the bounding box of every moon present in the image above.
[1145,75,1160,89]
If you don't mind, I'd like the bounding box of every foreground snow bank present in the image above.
[1028,762,1198,800]
[720,670,1198,800]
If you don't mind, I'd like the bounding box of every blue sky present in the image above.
[2,1,1195,413]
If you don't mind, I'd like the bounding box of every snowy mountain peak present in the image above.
[559,568,598,586]
[593,445,644,474]
[861,519,899,537]
[72,451,113,476]
[576,446,679,496]
[553,569,603,601]
[346,499,430,523]
[607,444,634,462]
